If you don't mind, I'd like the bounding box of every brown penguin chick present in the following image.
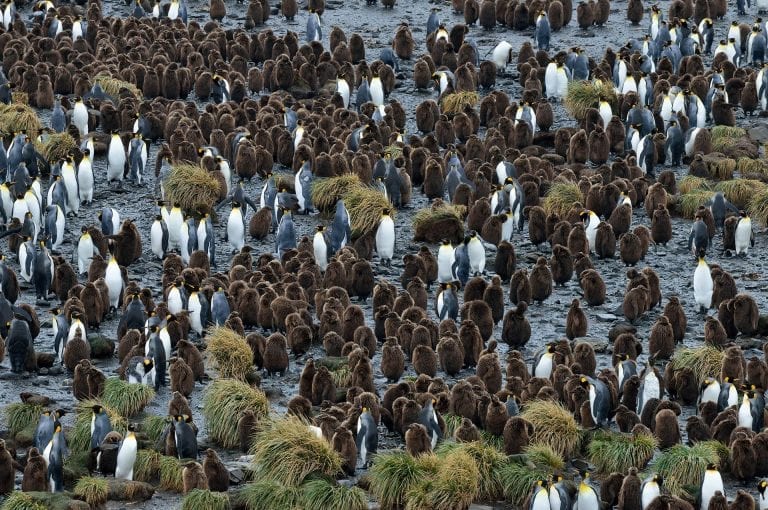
[566,299,588,340]
[477,350,502,393]
[608,203,632,238]
[614,332,643,362]
[450,380,477,420]
[595,222,616,259]
[63,329,91,372]
[0,440,12,495]
[704,316,727,347]
[732,293,759,336]
[478,0,496,29]
[550,245,573,286]
[528,257,552,304]
[729,490,755,510]
[686,415,712,444]
[576,1,594,28]
[182,461,208,494]
[567,223,590,257]
[731,432,756,480]
[263,333,289,376]
[203,448,229,492]
[648,316,675,359]
[405,423,432,456]
[615,404,641,432]
[237,410,258,453]
[617,467,642,510]
[437,335,464,376]
[22,446,48,492]
[484,396,508,436]
[593,0,609,25]
[579,269,606,306]
[601,472,624,508]
[177,340,205,382]
[413,345,438,377]
[380,337,405,382]
[623,286,648,324]
[502,302,531,348]
[573,343,596,378]
[459,321,483,368]
[287,395,312,422]
[650,204,673,247]
[454,417,481,442]
[712,94,736,126]
[331,427,357,476]
[626,0,643,24]
[721,345,745,381]
[311,366,336,405]
[662,296,687,343]
[169,357,195,397]
[168,391,192,420]
[619,232,643,266]
[509,269,532,306]
[281,0,297,19]
[210,0,226,21]
[588,125,610,164]
[503,416,534,454]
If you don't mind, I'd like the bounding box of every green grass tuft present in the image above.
[678,189,713,219]
[74,476,109,507]
[714,179,765,209]
[564,80,618,121]
[181,489,230,510]
[301,479,368,510]
[134,449,162,483]
[203,379,269,448]
[543,182,583,218]
[206,326,254,381]
[421,449,480,510]
[345,186,394,237]
[1,492,47,510]
[737,157,768,175]
[440,91,479,115]
[498,458,550,507]
[35,132,76,163]
[702,154,736,180]
[368,452,440,510]
[653,441,723,498]
[588,430,657,473]
[412,203,466,244]
[70,400,126,453]
[141,415,168,445]
[250,417,342,486]
[101,378,155,417]
[436,441,506,501]
[311,174,363,213]
[525,443,565,471]
[3,403,44,437]
[159,455,184,492]
[748,186,768,226]
[94,73,142,99]
[521,400,581,458]
[678,175,711,195]
[164,163,222,217]
[670,346,725,384]
[233,480,304,510]
[0,103,42,139]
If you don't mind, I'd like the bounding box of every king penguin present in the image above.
[45,204,65,252]
[77,149,94,205]
[275,210,297,259]
[718,377,738,411]
[735,210,754,256]
[375,208,395,267]
[128,133,147,185]
[295,160,314,214]
[699,377,721,406]
[34,410,54,451]
[575,472,600,510]
[105,241,123,312]
[72,97,88,136]
[329,200,351,253]
[52,308,68,364]
[126,356,154,386]
[417,398,443,449]
[107,131,126,186]
[437,239,456,283]
[197,213,216,267]
[150,215,169,260]
[60,156,79,216]
[693,255,713,313]
[641,474,662,509]
[758,479,768,510]
[174,415,198,459]
[90,405,112,450]
[356,408,377,469]
[615,354,637,396]
[533,344,557,379]
[370,72,384,107]
[436,282,459,321]
[227,202,246,252]
[32,239,54,300]
[306,9,322,42]
[167,203,183,251]
[530,480,550,510]
[581,209,600,253]
[115,424,138,480]
[549,474,572,510]
[210,287,230,327]
[76,227,94,275]
[99,207,121,236]
[313,225,330,271]
[466,231,485,275]
[47,423,65,492]
[698,464,724,510]
[580,376,611,428]
[688,216,709,257]
[637,361,661,416]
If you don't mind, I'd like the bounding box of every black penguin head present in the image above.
[579,376,590,388]
[706,463,717,471]
[739,210,747,217]
[760,480,768,494]
[316,225,325,232]
[653,474,663,485]
[92,404,103,414]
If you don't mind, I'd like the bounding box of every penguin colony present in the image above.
[0,0,765,507]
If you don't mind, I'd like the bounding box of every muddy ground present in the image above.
[0,0,767,508]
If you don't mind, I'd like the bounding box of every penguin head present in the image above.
[440,238,450,246]
[705,463,718,472]
[759,479,768,495]
[652,474,663,486]
[739,210,748,218]
[92,404,103,414]
[142,357,154,370]
[232,201,241,209]
[381,208,391,217]
[546,343,556,355]
[316,225,325,232]
[579,376,590,388]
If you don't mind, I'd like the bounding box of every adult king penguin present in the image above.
[115,424,138,480]
[356,408,377,469]
[735,210,754,256]
[375,208,395,267]
[580,376,611,428]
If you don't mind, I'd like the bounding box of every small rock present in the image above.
[597,313,618,322]
[748,124,768,143]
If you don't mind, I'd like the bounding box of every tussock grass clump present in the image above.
[413,203,465,244]
[543,182,583,218]
[94,73,142,99]
[678,189,713,219]
[748,187,768,226]
[714,179,766,208]
[711,126,746,140]
[564,81,618,121]
[440,91,479,115]
[3,402,44,437]
[181,489,229,510]
[416,449,480,510]
[302,479,367,510]
[101,378,154,417]
[250,417,342,486]
[498,458,549,506]
[0,103,42,138]
[369,452,440,510]
[1,492,47,510]
[345,186,394,237]
[331,365,351,388]
[525,443,565,471]
[233,480,303,510]
[74,477,109,507]
[141,415,167,445]
[441,413,463,438]
[311,174,363,212]
[737,157,768,175]
[588,430,656,473]
[35,132,76,163]
[654,441,722,498]
[164,164,222,216]
[670,346,724,384]
[203,379,269,449]
[206,327,254,381]
[134,449,162,483]
[702,154,736,180]
[678,175,711,195]
[436,441,505,501]
[11,92,28,105]
[159,455,184,492]
[70,400,126,453]
[521,400,581,458]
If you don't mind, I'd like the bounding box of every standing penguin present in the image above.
[417,398,443,449]
[45,205,65,252]
[581,210,600,253]
[210,288,230,327]
[698,464,724,510]
[146,326,167,390]
[34,411,54,451]
[47,423,65,492]
[295,161,314,214]
[107,132,126,186]
[32,239,53,300]
[227,202,246,252]
[115,424,138,480]
[641,474,663,508]
[197,213,216,267]
[688,216,709,257]
[313,225,331,272]
[356,408,377,469]
[436,283,459,321]
[150,215,169,260]
[128,133,147,185]
[7,317,34,374]
[376,209,395,267]
[90,405,112,450]
[693,256,713,313]
[306,9,322,42]
[534,11,551,50]
[530,480,550,510]
[105,241,123,312]
[174,415,198,460]
[275,210,297,259]
[466,231,485,275]
[126,357,154,386]
[580,376,611,428]
[329,200,351,253]
[665,120,683,166]
[758,479,768,509]
[575,472,601,510]
[533,344,557,378]
[437,239,456,283]
[734,210,754,256]
[72,97,88,136]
